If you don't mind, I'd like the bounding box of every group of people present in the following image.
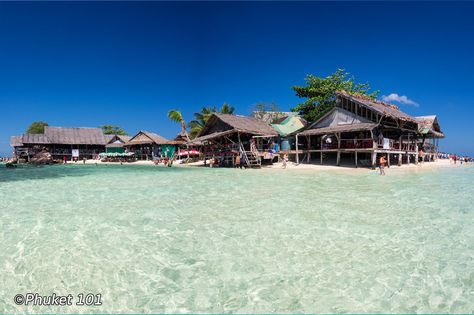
[438,152,472,164]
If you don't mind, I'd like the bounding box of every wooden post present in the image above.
[320,137,323,165]
[371,151,376,169]
[398,153,402,166]
[307,136,310,163]
[355,151,358,168]
[295,134,299,164]
[336,133,341,166]
[387,153,390,167]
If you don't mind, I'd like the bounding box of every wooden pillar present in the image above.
[295,134,299,164]
[320,137,323,165]
[371,151,376,169]
[398,153,402,166]
[355,151,358,168]
[387,153,390,167]
[336,133,341,166]
[307,136,310,163]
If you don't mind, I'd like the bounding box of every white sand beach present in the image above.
[70,157,468,174]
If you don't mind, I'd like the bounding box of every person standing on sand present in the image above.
[379,155,387,176]
[235,155,241,169]
[282,154,288,169]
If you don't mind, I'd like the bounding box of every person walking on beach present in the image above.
[379,155,387,176]
[282,154,288,169]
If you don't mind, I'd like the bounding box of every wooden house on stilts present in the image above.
[190,113,279,168]
[293,91,444,168]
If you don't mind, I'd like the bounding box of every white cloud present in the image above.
[381,93,419,107]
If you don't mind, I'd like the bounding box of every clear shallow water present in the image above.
[0,164,473,313]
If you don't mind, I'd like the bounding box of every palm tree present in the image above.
[219,102,235,114]
[167,110,189,141]
[188,103,236,139]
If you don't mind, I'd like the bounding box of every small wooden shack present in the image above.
[105,135,132,153]
[124,131,168,160]
[415,115,444,161]
[190,113,278,167]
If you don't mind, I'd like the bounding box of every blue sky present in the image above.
[1,1,473,156]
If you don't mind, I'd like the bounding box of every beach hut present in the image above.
[124,131,168,160]
[293,91,443,168]
[415,115,444,161]
[189,113,278,167]
[106,135,132,154]
[11,126,108,161]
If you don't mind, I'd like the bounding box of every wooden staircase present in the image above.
[240,142,261,168]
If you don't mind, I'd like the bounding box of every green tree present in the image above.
[292,69,378,122]
[167,110,189,141]
[26,121,48,134]
[100,125,128,135]
[188,103,236,139]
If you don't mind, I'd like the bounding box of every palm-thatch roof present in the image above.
[337,90,418,123]
[17,127,108,145]
[106,134,131,144]
[44,126,108,145]
[416,115,444,138]
[125,131,168,145]
[21,133,50,144]
[165,129,189,145]
[106,134,132,147]
[191,113,278,143]
[10,136,23,147]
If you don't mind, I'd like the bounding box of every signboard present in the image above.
[383,138,390,150]
[72,149,80,157]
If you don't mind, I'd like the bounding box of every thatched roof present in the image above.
[165,130,189,145]
[416,115,444,138]
[44,126,108,145]
[106,134,131,145]
[10,136,23,147]
[337,91,418,123]
[17,127,107,145]
[21,133,49,144]
[192,113,278,143]
[126,131,168,145]
[298,123,377,136]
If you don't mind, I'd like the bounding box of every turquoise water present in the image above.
[0,164,473,313]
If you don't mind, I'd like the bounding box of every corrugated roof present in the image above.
[271,116,306,136]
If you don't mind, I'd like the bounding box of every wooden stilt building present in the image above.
[292,91,444,168]
[189,113,279,168]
